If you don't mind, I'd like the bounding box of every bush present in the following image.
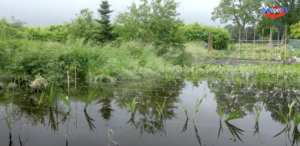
[183,22,230,50]
[291,22,300,39]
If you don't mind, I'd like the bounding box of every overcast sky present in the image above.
[0,0,225,27]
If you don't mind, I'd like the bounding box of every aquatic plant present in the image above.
[273,98,297,126]
[60,94,71,111]
[84,88,95,112]
[4,103,13,138]
[225,121,244,142]
[49,85,55,109]
[254,106,262,123]
[218,104,224,119]
[183,106,188,119]
[38,90,45,106]
[156,99,166,117]
[126,98,137,116]
[193,94,207,119]
[293,112,300,127]
[193,120,205,145]
[181,118,189,133]
[224,110,243,122]
[84,111,96,132]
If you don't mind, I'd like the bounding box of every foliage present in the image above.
[29,74,49,91]
[211,0,262,39]
[0,82,4,89]
[218,104,224,119]
[156,99,166,116]
[0,17,26,39]
[273,98,297,126]
[60,94,71,111]
[113,0,186,55]
[93,0,116,43]
[126,97,138,115]
[38,90,45,106]
[183,22,230,50]
[49,84,55,109]
[290,21,300,39]
[7,82,17,89]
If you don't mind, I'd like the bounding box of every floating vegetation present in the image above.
[225,110,243,122]
[84,88,96,112]
[126,98,137,116]
[193,94,207,119]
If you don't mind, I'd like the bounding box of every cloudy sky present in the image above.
[0,0,225,27]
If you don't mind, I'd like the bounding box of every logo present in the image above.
[263,6,289,18]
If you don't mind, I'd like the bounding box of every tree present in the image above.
[211,0,262,41]
[114,0,186,55]
[93,0,115,43]
[66,8,97,43]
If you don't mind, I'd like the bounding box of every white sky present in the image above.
[0,0,224,27]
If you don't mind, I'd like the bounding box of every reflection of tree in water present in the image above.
[207,80,300,124]
[97,92,114,121]
[113,79,186,136]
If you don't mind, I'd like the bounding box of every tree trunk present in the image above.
[269,27,273,45]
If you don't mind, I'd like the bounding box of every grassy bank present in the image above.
[185,41,300,60]
[0,39,182,86]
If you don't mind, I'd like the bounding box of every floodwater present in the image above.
[0,78,300,146]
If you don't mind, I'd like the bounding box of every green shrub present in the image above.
[183,22,230,50]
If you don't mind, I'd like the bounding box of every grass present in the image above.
[193,94,207,119]
[0,39,183,84]
[156,99,166,117]
[254,106,262,123]
[225,110,243,122]
[218,104,224,119]
[49,85,55,109]
[186,41,295,60]
[126,98,138,116]
[84,88,96,112]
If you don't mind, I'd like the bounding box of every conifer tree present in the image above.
[94,0,115,43]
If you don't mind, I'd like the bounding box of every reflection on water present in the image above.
[0,78,300,146]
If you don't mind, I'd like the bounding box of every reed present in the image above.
[193,94,207,119]
[84,88,95,112]
[126,98,138,116]
[224,110,242,122]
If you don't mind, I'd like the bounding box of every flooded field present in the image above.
[0,78,300,146]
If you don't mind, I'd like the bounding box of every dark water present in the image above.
[0,78,300,146]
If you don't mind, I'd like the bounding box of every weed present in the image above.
[156,99,166,117]
[183,106,188,119]
[84,88,95,112]
[225,110,242,122]
[60,94,71,111]
[126,98,138,116]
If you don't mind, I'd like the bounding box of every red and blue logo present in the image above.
[263,7,289,18]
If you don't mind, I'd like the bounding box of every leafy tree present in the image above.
[290,21,300,39]
[66,8,97,43]
[114,0,186,55]
[93,0,115,43]
[211,0,262,41]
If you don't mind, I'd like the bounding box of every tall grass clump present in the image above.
[193,94,207,119]
[84,88,96,112]
[0,39,182,83]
